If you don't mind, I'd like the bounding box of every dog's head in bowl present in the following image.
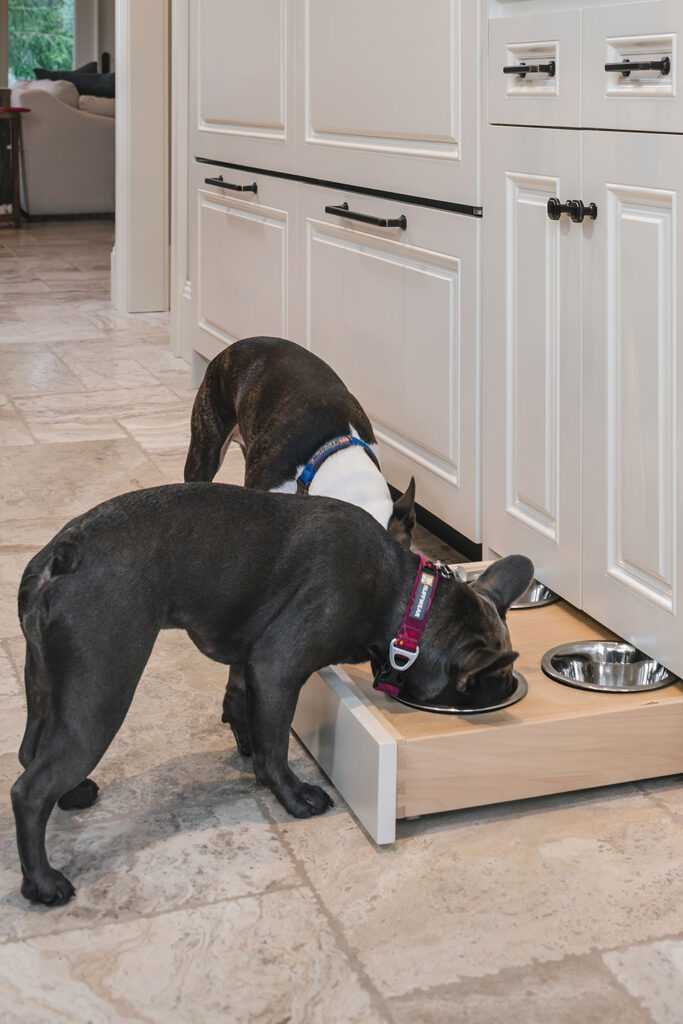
[399,555,534,710]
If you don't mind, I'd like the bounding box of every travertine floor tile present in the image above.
[0,344,84,396]
[386,956,652,1024]
[604,939,683,1024]
[278,788,683,997]
[0,890,383,1024]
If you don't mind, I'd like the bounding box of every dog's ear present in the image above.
[387,477,416,547]
[453,647,519,692]
[471,554,534,616]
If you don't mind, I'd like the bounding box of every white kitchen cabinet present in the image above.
[582,131,683,675]
[299,184,481,538]
[296,0,480,205]
[488,11,582,128]
[583,0,682,134]
[482,126,582,605]
[189,164,299,363]
[189,0,297,171]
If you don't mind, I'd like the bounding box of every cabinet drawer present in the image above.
[583,0,682,133]
[298,185,480,539]
[296,0,479,206]
[293,603,683,845]
[190,164,298,363]
[489,12,581,128]
[189,0,297,171]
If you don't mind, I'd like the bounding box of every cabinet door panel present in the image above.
[582,132,683,674]
[483,127,581,604]
[189,166,298,363]
[297,0,479,205]
[583,0,683,133]
[300,186,480,538]
[488,11,581,128]
[190,0,296,170]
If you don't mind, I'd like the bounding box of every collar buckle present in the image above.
[389,639,419,671]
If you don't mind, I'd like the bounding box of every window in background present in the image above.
[8,0,74,84]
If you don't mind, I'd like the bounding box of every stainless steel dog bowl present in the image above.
[462,566,559,610]
[541,642,679,693]
[392,669,528,715]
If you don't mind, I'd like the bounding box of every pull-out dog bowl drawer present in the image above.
[541,642,678,694]
[293,597,683,845]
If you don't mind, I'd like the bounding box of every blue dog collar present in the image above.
[297,435,380,492]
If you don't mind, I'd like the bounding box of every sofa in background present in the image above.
[10,77,114,216]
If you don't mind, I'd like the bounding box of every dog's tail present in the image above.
[184,348,239,482]
[17,534,82,767]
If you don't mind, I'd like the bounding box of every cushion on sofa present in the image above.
[34,68,115,98]
[78,95,115,118]
[14,77,80,107]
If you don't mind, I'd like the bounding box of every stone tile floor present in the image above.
[0,221,682,1023]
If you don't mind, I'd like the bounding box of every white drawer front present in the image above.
[299,186,480,538]
[488,12,581,128]
[583,0,682,133]
[190,167,298,363]
[190,0,297,170]
[297,0,479,205]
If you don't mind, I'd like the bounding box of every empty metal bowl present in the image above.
[462,566,559,610]
[392,669,528,715]
[541,641,679,693]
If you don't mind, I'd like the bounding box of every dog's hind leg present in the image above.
[221,664,252,756]
[18,644,100,811]
[184,354,240,482]
[245,661,333,818]
[11,636,156,906]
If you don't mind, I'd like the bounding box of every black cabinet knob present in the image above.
[547,198,598,223]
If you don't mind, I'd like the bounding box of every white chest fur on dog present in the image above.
[269,436,394,530]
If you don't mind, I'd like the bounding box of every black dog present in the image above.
[12,483,533,906]
[184,336,416,546]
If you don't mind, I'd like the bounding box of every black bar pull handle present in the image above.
[325,201,407,230]
[548,198,598,223]
[503,60,556,79]
[605,56,670,77]
[205,174,258,193]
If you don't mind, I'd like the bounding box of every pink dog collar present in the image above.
[373,557,439,697]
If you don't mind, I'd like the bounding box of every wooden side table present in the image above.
[0,107,29,229]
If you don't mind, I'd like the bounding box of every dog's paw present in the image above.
[286,782,334,818]
[58,778,99,810]
[21,869,75,906]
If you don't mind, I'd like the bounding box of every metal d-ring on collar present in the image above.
[372,556,440,698]
[296,435,380,494]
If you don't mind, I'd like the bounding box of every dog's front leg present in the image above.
[221,664,252,756]
[245,662,333,818]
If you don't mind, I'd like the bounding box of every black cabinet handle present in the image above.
[547,197,598,223]
[605,57,670,77]
[503,60,556,78]
[324,201,407,230]
[205,174,258,193]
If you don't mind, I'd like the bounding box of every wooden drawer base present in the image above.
[292,598,683,844]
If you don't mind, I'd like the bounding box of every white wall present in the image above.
[112,0,169,312]
[74,0,115,70]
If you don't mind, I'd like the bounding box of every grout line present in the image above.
[254,789,397,1023]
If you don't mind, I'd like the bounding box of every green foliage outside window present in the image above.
[8,0,75,83]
